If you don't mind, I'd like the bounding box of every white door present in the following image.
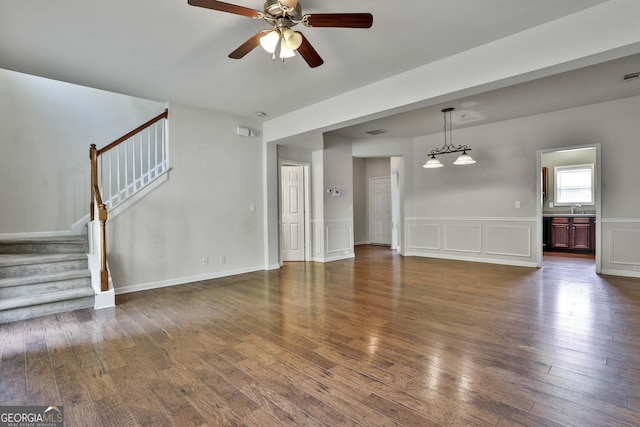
[370,176,392,245]
[282,165,305,261]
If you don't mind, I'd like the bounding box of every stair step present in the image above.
[0,270,91,299]
[0,253,88,278]
[0,288,94,324]
[0,235,89,254]
[0,236,95,324]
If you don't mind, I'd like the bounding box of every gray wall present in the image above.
[0,69,165,235]
[107,102,264,292]
[1,70,266,293]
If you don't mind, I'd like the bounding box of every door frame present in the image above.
[536,143,601,272]
[391,171,400,250]
[279,159,311,264]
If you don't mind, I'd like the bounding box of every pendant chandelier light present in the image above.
[423,108,476,169]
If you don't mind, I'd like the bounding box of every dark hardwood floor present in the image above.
[1,245,640,426]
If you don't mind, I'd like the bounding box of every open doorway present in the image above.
[537,144,601,272]
[353,157,401,251]
[279,161,311,263]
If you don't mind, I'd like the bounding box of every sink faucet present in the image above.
[570,203,582,214]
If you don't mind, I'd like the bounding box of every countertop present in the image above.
[542,213,595,218]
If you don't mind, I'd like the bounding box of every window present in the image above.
[554,164,594,205]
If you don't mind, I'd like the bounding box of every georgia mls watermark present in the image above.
[0,406,64,427]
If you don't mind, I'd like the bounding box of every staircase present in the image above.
[0,236,94,324]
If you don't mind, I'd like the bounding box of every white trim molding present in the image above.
[311,218,354,262]
[600,218,640,277]
[405,217,538,268]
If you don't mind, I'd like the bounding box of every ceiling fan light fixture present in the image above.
[279,46,296,59]
[188,0,373,67]
[283,29,303,50]
[279,0,298,8]
[259,30,280,53]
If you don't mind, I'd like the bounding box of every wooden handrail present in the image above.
[89,108,169,293]
[97,108,168,155]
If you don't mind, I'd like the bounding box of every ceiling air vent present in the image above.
[365,129,387,136]
[622,72,640,82]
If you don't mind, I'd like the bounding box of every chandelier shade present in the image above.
[423,155,444,168]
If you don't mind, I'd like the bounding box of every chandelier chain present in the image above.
[429,108,471,157]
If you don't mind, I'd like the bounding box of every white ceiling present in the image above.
[332,53,640,139]
[2,0,623,135]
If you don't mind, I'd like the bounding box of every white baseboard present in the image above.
[403,251,538,268]
[115,264,265,295]
[600,268,640,278]
[312,253,356,263]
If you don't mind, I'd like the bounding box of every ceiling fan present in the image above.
[187,0,373,68]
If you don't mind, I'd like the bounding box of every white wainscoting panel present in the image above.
[444,225,482,254]
[405,217,537,267]
[326,223,352,254]
[312,218,354,262]
[609,228,640,265]
[486,225,532,258]
[407,224,440,250]
[601,219,640,277]
[312,220,324,256]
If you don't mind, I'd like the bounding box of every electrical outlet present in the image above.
[220,255,226,264]
[201,256,209,266]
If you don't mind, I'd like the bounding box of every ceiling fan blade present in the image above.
[187,0,262,19]
[228,32,264,59]
[297,34,323,68]
[304,13,373,28]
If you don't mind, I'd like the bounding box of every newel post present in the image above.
[98,203,108,292]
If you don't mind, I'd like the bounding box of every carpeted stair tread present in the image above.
[0,269,91,289]
[0,253,86,267]
[0,236,95,323]
[0,287,94,311]
[0,236,89,254]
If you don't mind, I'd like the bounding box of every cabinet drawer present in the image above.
[573,217,591,224]
[551,217,570,224]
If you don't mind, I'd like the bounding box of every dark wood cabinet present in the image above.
[551,217,571,249]
[550,216,594,252]
[572,218,592,250]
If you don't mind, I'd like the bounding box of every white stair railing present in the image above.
[89,108,168,292]
[98,112,169,210]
